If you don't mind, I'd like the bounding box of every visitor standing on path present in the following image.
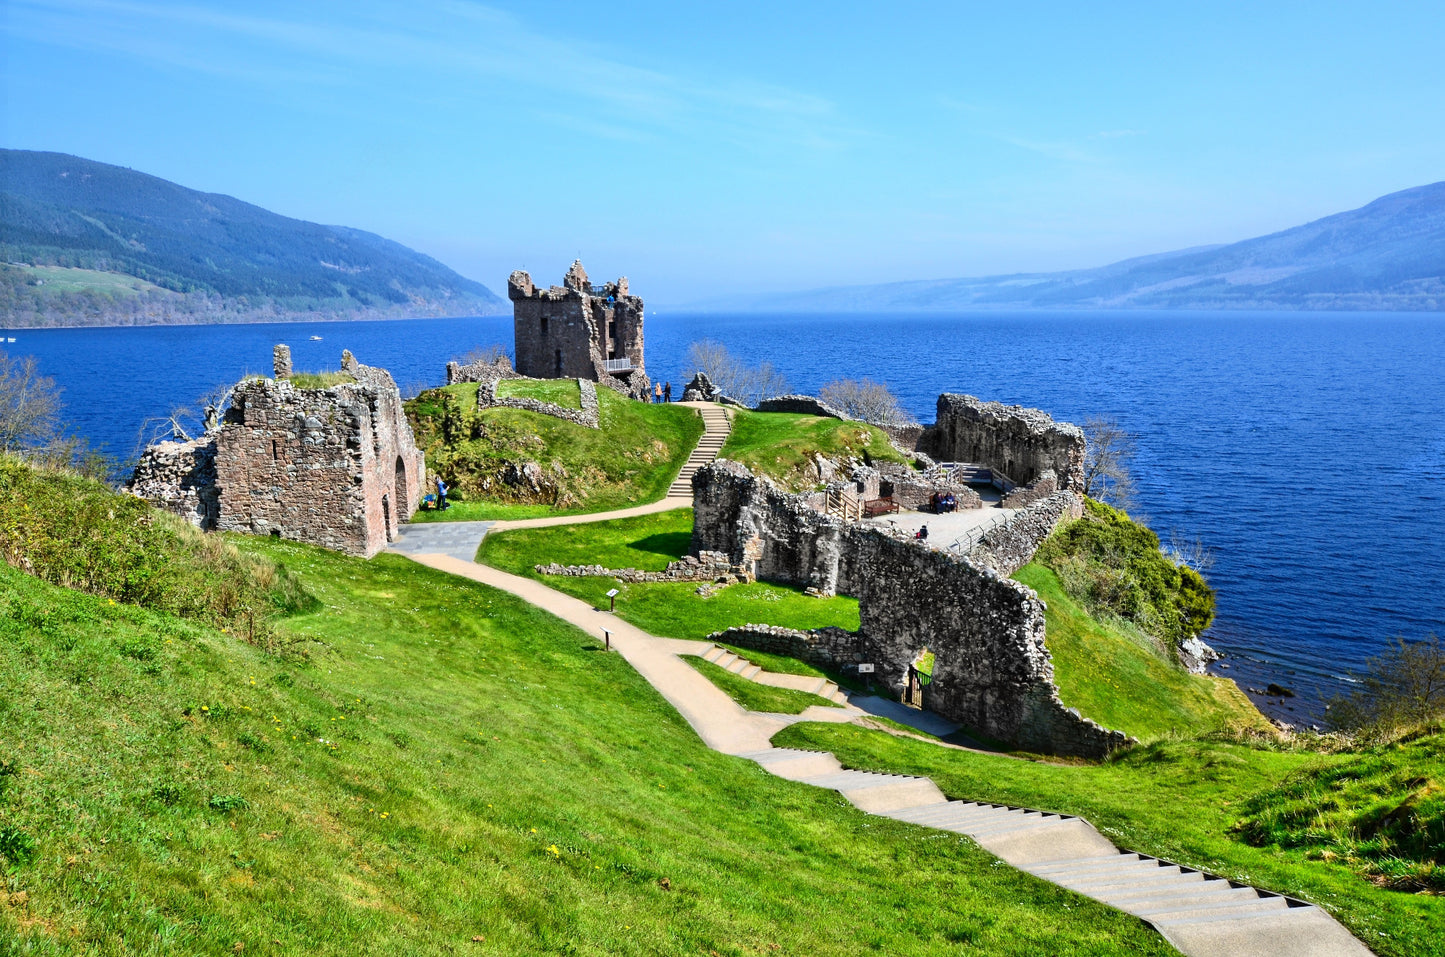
[654,381,663,403]
[664,381,672,403]
[436,476,449,511]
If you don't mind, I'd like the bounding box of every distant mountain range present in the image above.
[0,150,504,327]
[702,182,1445,312]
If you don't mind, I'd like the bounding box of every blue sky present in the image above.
[3,0,1442,302]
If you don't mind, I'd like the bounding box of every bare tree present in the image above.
[1329,634,1445,735]
[0,350,61,453]
[1164,531,1216,572]
[1081,416,1136,509]
[135,381,237,452]
[456,344,510,366]
[819,378,917,427]
[685,340,790,406]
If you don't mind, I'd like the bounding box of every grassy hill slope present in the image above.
[717,409,910,492]
[407,383,704,521]
[0,473,1178,955]
[0,149,503,327]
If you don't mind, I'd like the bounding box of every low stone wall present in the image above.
[1001,470,1059,509]
[533,550,744,584]
[755,394,847,419]
[706,624,867,669]
[477,377,601,428]
[127,435,219,529]
[966,491,1084,578]
[691,460,1131,757]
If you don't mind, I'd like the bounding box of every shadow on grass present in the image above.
[629,532,690,561]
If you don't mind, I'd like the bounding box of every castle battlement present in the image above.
[509,260,648,399]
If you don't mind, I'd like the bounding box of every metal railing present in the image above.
[947,510,1014,555]
[601,357,633,373]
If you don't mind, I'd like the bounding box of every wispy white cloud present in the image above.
[3,0,852,152]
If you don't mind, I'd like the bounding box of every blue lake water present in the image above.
[6,310,1444,723]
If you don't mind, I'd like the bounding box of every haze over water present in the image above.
[11,310,1444,722]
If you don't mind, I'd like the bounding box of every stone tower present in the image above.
[508,260,648,399]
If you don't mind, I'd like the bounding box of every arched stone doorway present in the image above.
[394,456,409,516]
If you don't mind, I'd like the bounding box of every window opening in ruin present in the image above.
[554,348,563,377]
[382,494,393,542]
[272,439,281,461]
[608,319,616,341]
[540,316,549,337]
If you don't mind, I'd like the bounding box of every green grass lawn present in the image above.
[477,510,861,640]
[774,722,1444,957]
[407,385,703,522]
[1014,564,1268,740]
[16,264,168,296]
[684,656,842,714]
[496,378,582,409]
[718,409,910,491]
[0,541,1182,956]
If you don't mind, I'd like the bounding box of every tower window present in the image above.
[540,316,549,336]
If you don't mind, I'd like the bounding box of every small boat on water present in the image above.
[5,337,14,343]
[310,335,323,340]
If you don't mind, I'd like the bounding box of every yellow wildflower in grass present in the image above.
[546,845,560,856]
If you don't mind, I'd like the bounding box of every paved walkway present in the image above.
[398,552,1371,957]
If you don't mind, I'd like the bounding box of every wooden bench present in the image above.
[864,496,899,517]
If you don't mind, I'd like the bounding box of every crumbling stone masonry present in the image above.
[509,260,649,399]
[919,394,1085,489]
[129,348,425,559]
[476,377,600,429]
[690,460,1130,757]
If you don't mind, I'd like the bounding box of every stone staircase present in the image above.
[736,749,1372,957]
[667,405,731,498]
[700,645,850,705]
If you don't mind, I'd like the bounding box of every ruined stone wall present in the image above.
[965,491,1084,578]
[690,460,1129,757]
[508,260,648,399]
[446,354,520,385]
[1001,470,1059,509]
[920,394,1085,490]
[477,377,601,428]
[128,435,220,529]
[755,394,847,419]
[533,550,743,584]
[705,624,868,670]
[134,350,425,559]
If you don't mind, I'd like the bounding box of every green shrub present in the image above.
[0,455,315,647]
[1034,497,1215,649]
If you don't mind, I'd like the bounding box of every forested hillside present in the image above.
[0,150,504,327]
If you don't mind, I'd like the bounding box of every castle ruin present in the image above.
[129,346,424,558]
[508,260,649,399]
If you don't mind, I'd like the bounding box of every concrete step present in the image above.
[802,770,948,813]
[1098,884,1261,912]
[1134,893,1289,923]
[1027,853,1149,878]
[882,801,1013,828]
[1060,868,1204,897]
[702,645,727,664]
[739,664,762,680]
[738,747,843,781]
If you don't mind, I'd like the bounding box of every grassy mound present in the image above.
[1235,727,1445,891]
[1035,498,1215,651]
[0,538,1179,955]
[477,510,861,640]
[494,378,581,408]
[407,383,702,521]
[0,455,312,647]
[684,656,842,715]
[1015,564,1267,740]
[718,410,910,491]
[775,722,1444,956]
